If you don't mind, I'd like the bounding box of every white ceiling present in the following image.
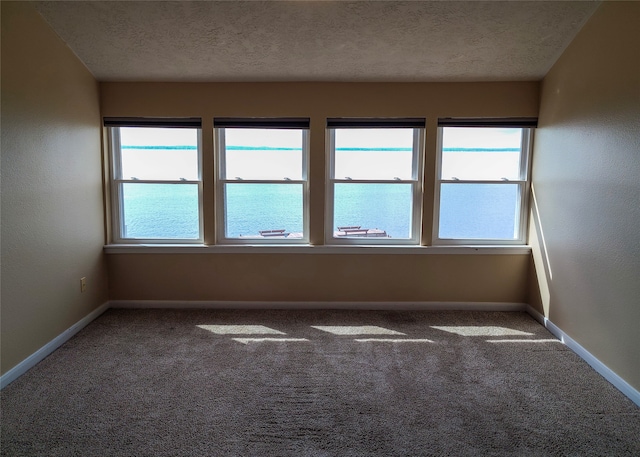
[34,1,600,82]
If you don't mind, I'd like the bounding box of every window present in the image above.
[434,118,536,244]
[326,119,425,244]
[106,118,203,243]
[215,118,310,244]
[104,115,535,249]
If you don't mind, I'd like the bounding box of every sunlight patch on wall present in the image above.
[431,326,533,336]
[311,326,405,335]
[530,185,553,316]
[197,325,285,335]
[530,185,553,280]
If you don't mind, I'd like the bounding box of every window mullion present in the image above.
[325,130,336,244]
[113,181,125,242]
[111,128,123,180]
[519,129,531,181]
[411,181,422,244]
[215,128,225,244]
[302,130,309,181]
[109,128,123,242]
[218,129,227,180]
[412,128,421,181]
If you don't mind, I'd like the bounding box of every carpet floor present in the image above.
[1,309,639,456]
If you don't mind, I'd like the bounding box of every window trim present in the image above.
[108,123,204,244]
[432,125,533,246]
[214,122,311,245]
[104,243,532,255]
[325,123,425,245]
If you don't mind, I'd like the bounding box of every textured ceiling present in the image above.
[34,1,600,82]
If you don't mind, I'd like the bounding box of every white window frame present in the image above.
[433,121,534,246]
[214,119,310,245]
[325,120,425,245]
[107,120,204,244]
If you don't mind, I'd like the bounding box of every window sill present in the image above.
[104,244,531,255]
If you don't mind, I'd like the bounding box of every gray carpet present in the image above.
[1,309,639,456]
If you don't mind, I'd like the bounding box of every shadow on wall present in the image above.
[528,184,553,317]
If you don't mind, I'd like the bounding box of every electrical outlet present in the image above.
[80,277,87,293]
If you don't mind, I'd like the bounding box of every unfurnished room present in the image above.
[1,1,639,455]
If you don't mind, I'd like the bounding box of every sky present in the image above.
[118,127,523,181]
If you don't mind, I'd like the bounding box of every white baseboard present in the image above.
[0,302,110,390]
[110,300,528,312]
[526,305,640,407]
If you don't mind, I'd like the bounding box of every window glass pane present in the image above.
[120,127,198,180]
[333,183,413,239]
[441,128,522,180]
[334,129,414,180]
[225,183,303,239]
[121,183,199,239]
[224,129,303,180]
[439,183,519,239]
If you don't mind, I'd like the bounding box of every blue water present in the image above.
[121,183,517,240]
[439,184,518,239]
[122,183,200,239]
[333,183,412,238]
[225,183,304,237]
[120,147,519,240]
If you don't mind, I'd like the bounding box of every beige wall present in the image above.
[101,81,539,244]
[1,2,109,375]
[108,253,529,303]
[102,82,538,303]
[529,2,640,389]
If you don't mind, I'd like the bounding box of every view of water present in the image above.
[120,147,519,241]
[122,182,516,240]
[439,183,517,239]
[117,126,524,240]
[122,183,200,239]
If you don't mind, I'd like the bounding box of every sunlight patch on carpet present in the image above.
[354,338,434,343]
[487,339,560,343]
[311,325,405,335]
[431,326,533,336]
[197,325,285,335]
[232,338,309,345]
